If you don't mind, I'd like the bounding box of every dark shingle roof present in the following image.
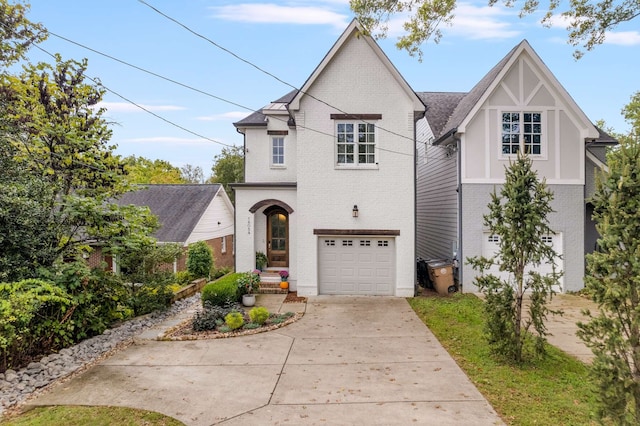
[115,184,222,243]
[417,92,467,139]
[233,90,298,128]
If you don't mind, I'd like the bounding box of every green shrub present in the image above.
[175,270,195,286]
[243,322,261,330]
[225,312,244,330]
[187,241,214,279]
[249,307,269,325]
[237,271,261,296]
[201,273,241,307]
[0,279,71,372]
[192,301,240,331]
[130,278,174,316]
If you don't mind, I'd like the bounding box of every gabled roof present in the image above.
[288,19,424,112]
[425,40,602,144]
[417,92,467,139]
[115,184,224,243]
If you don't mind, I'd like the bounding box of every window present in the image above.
[377,240,389,247]
[359,240,371,247]
[221,236,227,253]
[336,122,376,165]
[342,240,353,246]
[271,136,285,166]
[502,112,542,155]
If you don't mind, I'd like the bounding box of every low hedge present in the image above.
[201,273,242,307]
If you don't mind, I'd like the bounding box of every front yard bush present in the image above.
[224,312,244,330]
[201,273,241,307]
[187,241,214,279]
[129,274,174,316]
[249,307,269,325]
[192,301,241,331]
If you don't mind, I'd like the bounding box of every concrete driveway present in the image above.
[26,296,504,425]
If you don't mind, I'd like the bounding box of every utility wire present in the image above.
[136,0,419,149]
[44,30,413,157]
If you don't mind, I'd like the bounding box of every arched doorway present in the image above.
[265,206,288,267]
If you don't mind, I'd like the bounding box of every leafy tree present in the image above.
[180,163,206,183]
[187,241,214,279]
[350,0,640,60]
[209,145,244,203]
[468,153,561,363]
[0,56,156,277]
[0,0,46,68]
[124,155,186,184]
[577,94,640,425]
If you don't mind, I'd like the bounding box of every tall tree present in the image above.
[468,153,561,363]
[577,93,640,425]
[350,0,640,60]
[180,163,205,184]
[0,0,46,68]
[210,145,244,203]
[0,56,156,279]
[124,155,186,184]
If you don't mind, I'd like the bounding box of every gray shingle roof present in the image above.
[115,184,222,243]
[234,90,298,127]
[417,92,467,139]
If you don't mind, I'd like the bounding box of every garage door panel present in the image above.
[319,237,395,295]
[481,232,563,292]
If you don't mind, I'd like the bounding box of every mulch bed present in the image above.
[283,291,307,303]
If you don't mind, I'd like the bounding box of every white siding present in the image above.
[185,189,234,245]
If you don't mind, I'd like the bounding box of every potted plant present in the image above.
[255,251,268,271]
[279,270,289,290]
[238,270,261,306]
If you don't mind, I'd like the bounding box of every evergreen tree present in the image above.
[468,152,561,363]
[577,107,640,424]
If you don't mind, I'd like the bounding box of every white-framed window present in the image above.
[501,112,543,156]
[221,236,227,253]
[336,122,376,165]
[271,136,285,166]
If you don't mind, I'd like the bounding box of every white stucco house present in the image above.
[232,20,614,297]
[232,19,424,297]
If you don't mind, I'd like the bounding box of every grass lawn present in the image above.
[409,293,597,426]
[0,406,184,425]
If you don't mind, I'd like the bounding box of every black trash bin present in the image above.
[417,258,432,289]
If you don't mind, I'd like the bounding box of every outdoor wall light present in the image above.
[352,205,359,218]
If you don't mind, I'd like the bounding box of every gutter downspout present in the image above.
[455,135,463,293]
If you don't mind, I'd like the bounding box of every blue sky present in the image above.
[22,0,640,176]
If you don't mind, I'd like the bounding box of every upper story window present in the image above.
[271,136,285,166]
[336,122,376,165]
[332,113,381,167]
[502,112,542,156]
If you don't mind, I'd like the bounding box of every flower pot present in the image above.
[280,281,289,290]
[242,294,256,307]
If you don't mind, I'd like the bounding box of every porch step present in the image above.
[258,281,288,294]
[257,268,289,294]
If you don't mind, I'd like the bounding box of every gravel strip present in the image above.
[0,294,200,417]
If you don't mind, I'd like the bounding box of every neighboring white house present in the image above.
[233,19,424,297]
[233,22,614,296]
[416,40,616,293]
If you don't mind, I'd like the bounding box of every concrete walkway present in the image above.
[26,296,504,425]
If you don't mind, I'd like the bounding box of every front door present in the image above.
[267,209,288,267]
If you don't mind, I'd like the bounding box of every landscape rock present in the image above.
[0,294,200,415]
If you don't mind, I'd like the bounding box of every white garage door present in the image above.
[482,232,564,292]
[318,237,395,295]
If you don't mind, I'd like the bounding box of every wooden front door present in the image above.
[267,209,288,267]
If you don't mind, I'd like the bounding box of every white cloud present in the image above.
[98,102,186,113]
[196,111,249,121]
[447,3,522,40]
[210,3,350,29]
[604,31,640,46]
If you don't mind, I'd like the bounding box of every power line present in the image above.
[44,30,413,157]
[136,0,420,148]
